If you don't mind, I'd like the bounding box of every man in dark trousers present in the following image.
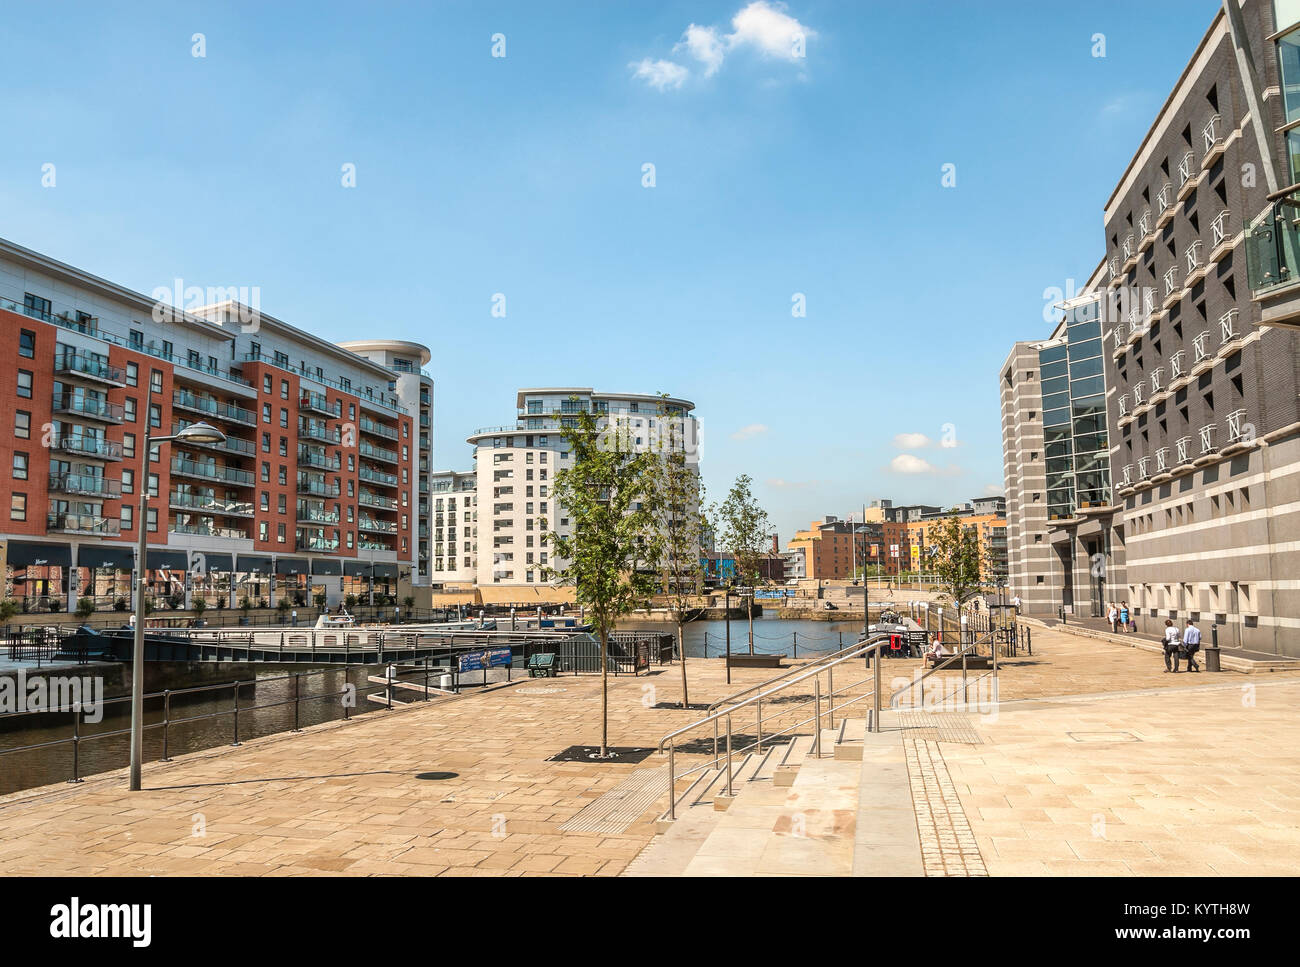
[1182,618,1202,672]
[1162,618,1182,672]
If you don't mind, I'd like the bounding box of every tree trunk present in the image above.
[600,626,609,757]
[677,618,688,707]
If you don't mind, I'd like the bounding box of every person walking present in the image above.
[1118,602,1130,634]
[1107,602,1118,633]
[1182,618,1202,672]
[1013,593,1022,615]
[1162,618,1182,672]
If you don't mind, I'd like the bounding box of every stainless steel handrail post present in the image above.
[872,643,882,732]
[756,695,762,754]
[814,678,822,757]
[712,717,719,769]
[668,743,676,820]
[725,714,733,797]
[828,664,835,730]
[962,647,968,705]
[161,690,172,761]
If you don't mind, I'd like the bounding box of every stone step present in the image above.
[852,714,923,876]
[681,738,863,877]
[773,734,812,787]
[834,717,867,760]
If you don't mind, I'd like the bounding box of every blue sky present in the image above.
[0,0,1222,541]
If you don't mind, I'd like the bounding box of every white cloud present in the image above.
[767,477,813,489]
[731,423,768,441]
[892,432,932,450]
[629,58,688,91]
[634,2,816,90]
[887,455,963,476]
[982,484,1004,497]
[728,0,815,62]
[675,24,726,77]
[888,454,935,475]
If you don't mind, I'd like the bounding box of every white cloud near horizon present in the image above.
[631,1,816,90]
[731,422,768,441]
[767,477,814,489]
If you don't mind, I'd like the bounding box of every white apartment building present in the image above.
[430,388,699,588]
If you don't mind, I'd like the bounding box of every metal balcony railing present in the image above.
[1211,209,1231,247]
[170,457,255,486]
[173,390,256,426]
[168,492,255,516]
[52,435,123,460]
[49,474,121,498]
[52,393,124,423]
[48,512,120,536]
[54,351,125,385]
[299,392,341,418]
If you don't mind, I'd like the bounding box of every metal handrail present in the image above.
[659,634,891,821]
[704,636,873,714]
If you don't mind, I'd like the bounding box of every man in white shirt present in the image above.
[1182,619,1202,672]
[1012,594,1022,613]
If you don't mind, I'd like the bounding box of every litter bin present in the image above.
[1204,645,1221,673]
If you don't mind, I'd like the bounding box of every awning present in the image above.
[5,540,72,568]
[311,558,342,576]
[237,554,273,574]
[344,560,371,577]
[373,562,398,579]
[147,549,188,570]
[275,557,307,576]
[77,545,135,571]
[194,552,233,574]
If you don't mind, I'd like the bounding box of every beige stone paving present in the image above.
[0,622,1296,876]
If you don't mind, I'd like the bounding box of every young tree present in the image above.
[930,512,983,622]
[540,405,659,758]
[713,474,773,655]
[646,397,707,708]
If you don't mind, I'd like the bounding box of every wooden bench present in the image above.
[527,653,557,678]
[727,653,785,669]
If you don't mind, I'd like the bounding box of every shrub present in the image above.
[193,598,207,616]
[344,594,357,609]
[240,596,252,612]
[314,591,327,609]
[48,598,64,613]
[113,596,128,612]
[0,599,19,623]
[76,597,96,620]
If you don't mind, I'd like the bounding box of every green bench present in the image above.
[527,653,557,678]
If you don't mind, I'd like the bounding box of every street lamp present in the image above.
[129,420,226,791]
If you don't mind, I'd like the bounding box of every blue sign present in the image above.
[458,647,512,673]
[754,589,795,599]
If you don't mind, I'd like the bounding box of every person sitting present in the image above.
[925,637,951,666]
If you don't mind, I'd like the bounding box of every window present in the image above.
[121,504,133,529]
[263,375,273,393]
[262,403,272,423]
[24,293,51,319]
[123,433,136,458]
[148,403,161,429]
[281,379,289,399]
[122,469,134,494]
[15,411,30,439]
[17,370,32,399]
[147,473,159,497]
[12,453,27,480]
[19,330,35,358]
[262,432,271,452]
[124,398,137,423]
[126,362,138,387]
[10,494,25,521]
[146,508,159,533]
[150,369,163,393]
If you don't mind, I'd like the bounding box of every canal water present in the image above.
[0,663,398,796]
[618,616,869,659]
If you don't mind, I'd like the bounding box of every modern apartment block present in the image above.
[1001,0,1300,655]
[429,388,699,591]
[901,503,1008,585]
[0,237,426,613]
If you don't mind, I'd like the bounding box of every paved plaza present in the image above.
[0,625,1297,876]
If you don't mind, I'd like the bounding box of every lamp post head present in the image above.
[172,422,227,445]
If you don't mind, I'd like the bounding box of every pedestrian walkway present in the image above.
[0,623,1296,876]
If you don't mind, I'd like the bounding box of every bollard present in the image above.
[161,690,172,761]
[814,679,822,757]
[293,674,301,732]
[69,708,81,783]
[232,682,241,746]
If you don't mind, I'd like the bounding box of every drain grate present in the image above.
[546,745,658,764]
[558,767,668,833]
[517,687,567,695]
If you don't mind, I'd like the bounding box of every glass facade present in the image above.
[1040,297,1111,520]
